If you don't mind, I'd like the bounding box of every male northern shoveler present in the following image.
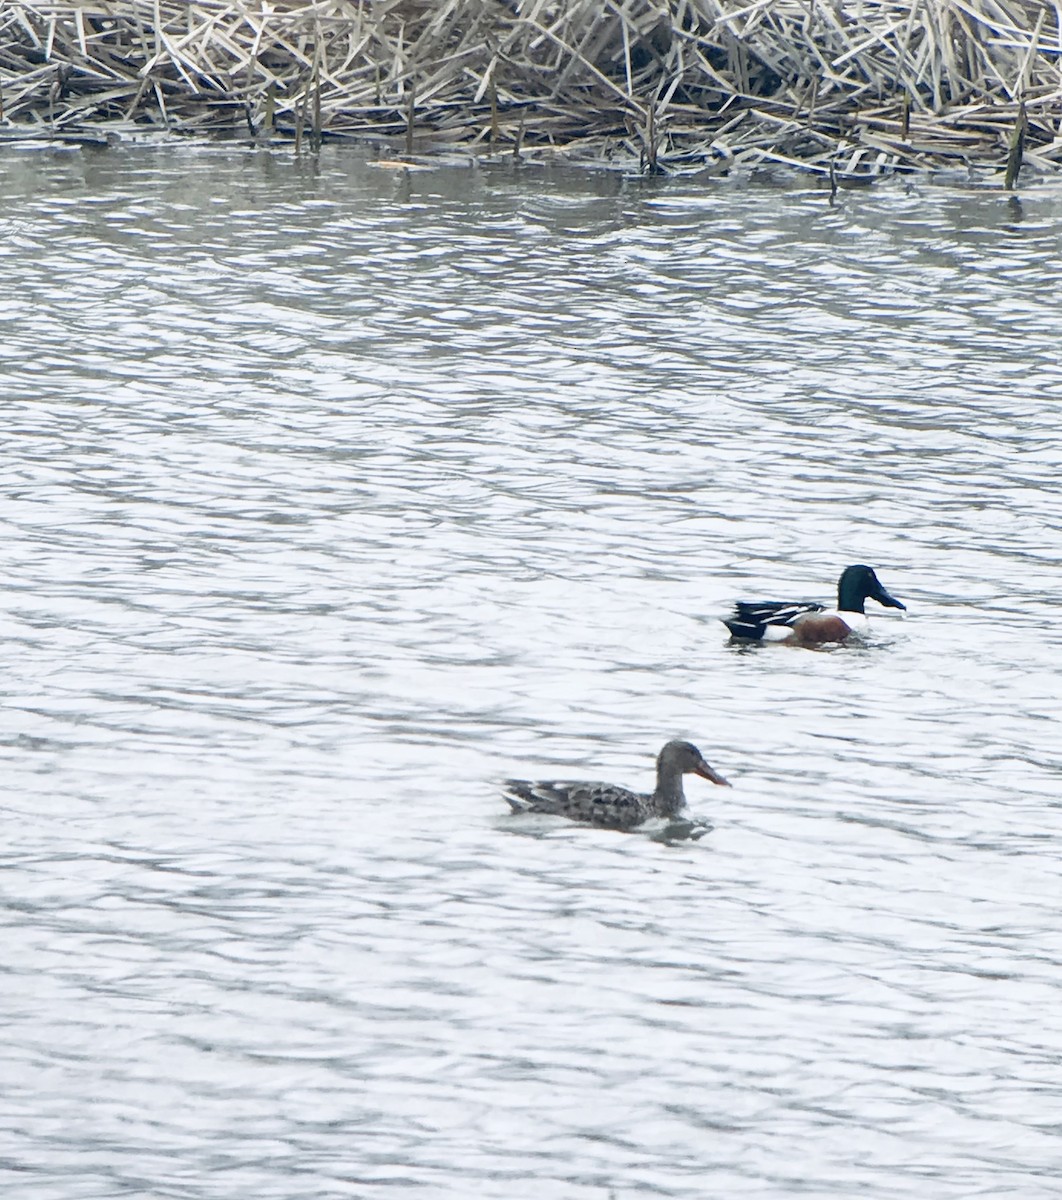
[723,564,906,647]
[503,739,730,830]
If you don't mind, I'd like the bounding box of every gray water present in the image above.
[2,143,1061,1199]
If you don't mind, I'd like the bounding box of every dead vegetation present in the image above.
[2,1,1060,179]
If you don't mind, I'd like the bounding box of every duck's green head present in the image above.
[838,565,906,614]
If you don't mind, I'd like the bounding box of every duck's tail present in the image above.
[502,780,543,814]
[722,615,767,640]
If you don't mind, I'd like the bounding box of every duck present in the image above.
[723,564,906,647]
[503,739,730,830]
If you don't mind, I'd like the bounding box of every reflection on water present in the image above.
[2,145,1061,1199]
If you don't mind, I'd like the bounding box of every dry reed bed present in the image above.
[2,0,1061,177]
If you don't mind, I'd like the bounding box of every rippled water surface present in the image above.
[2,144,1061,1198]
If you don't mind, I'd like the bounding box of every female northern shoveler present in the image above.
[723,564,906,647]
[503,739,730,830]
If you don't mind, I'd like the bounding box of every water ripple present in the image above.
[1,146,1061,1198]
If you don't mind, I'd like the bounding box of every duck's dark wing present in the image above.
[503,780,649,828]
[723,599,825,639]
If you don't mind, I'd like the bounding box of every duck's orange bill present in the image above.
[696,762,731,787]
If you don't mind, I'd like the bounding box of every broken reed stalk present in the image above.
[645,102,659,174]
[263,82,275,136]
[312,65,321,153]
[294,82,305,155]
[1005,99,1027,190]
[309,28,321,153]
[405,83,415,156]
[0,0,1059,180]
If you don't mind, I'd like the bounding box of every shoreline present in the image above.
[2,1,1059,183]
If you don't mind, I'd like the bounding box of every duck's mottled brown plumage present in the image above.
[503,739,730,830]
